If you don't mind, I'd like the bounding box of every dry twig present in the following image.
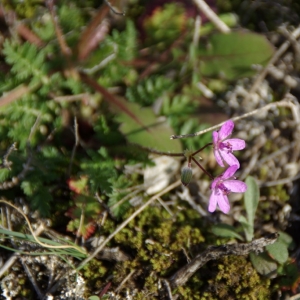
[244,26,300,102]
[171,96,299,139]
[193,0,230,33]
[167,232,278,288]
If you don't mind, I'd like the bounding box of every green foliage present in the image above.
[126,76,175,106]
[0,0,295,297]
[19,146,69,216]
[211,224,243,241]
[239,176,260,242]
[3,40,49,84]
[266,240,289,264]
[59,4,85,33]
[90,19,138,86]
[0,168,11,182]
[143,3,188,47]
[107,175,132,219]
[80,148,118,194]
[250,252,278,277]
[199,32,274,80]
[115,100,182,153]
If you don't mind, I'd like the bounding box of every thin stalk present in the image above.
[191,157,213,180]
[191,142,213,156]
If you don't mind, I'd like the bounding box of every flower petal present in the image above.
[220,151,240,168]
[223,180,247,193]
[222,165,238,179]
[212,131,219,145]
[219,120,234,140]
[208,190,218,212]
[211,177,219,190]
[226,138,246,150]
[214,149,224,167]
[217,193,230,214]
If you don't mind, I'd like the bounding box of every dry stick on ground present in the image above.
[171,96,299,139]
[163,279,174,300]
[115,269,135,293]
[21,258,44,300]
[193,0,230,33]
[259,172,300,188]
[244,25,300,103]
[104,0,125,16]
[167,232,279,288]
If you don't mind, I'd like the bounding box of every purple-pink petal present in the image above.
[218,193,230,214]
[208,190,218,212]
[213,131,219,145]
[214,149,224,167]
[219,120,234,140]
[223,180,247,193]
[221,151,240,168]
[211,176,220,189]
[222,165,238,179]
[226,138,246,150]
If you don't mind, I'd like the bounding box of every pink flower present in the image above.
[209,165,247,214]
[213,120,245,168]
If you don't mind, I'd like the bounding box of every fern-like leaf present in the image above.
[3,40,49,84]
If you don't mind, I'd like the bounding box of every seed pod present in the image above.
[181,166,193,186]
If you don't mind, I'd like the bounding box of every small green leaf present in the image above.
[239,215,253,242]
[211,224,243,241]
[244,176,260,226]
[249,252,277,277]
[266,240,289,264]
[0,168,11,182]
[199,32,274,80]
[88,296,100,300]
[115,100,182,153]
[277,231,294,249]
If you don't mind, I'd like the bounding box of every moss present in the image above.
[198,256,270,299]
[109,205,207,294]
[268,185,289,202]
[81,260,108,290]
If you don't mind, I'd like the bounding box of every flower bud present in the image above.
[181,167,193,186]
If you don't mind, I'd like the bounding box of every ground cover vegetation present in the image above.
[0,0,300,299]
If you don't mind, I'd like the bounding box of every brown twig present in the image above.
[77,2,111,61]
[0,84,39,108]
[167,232,279,288]
[46,0,71,57]
[104,0,125,16]
[16,23,44,47]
